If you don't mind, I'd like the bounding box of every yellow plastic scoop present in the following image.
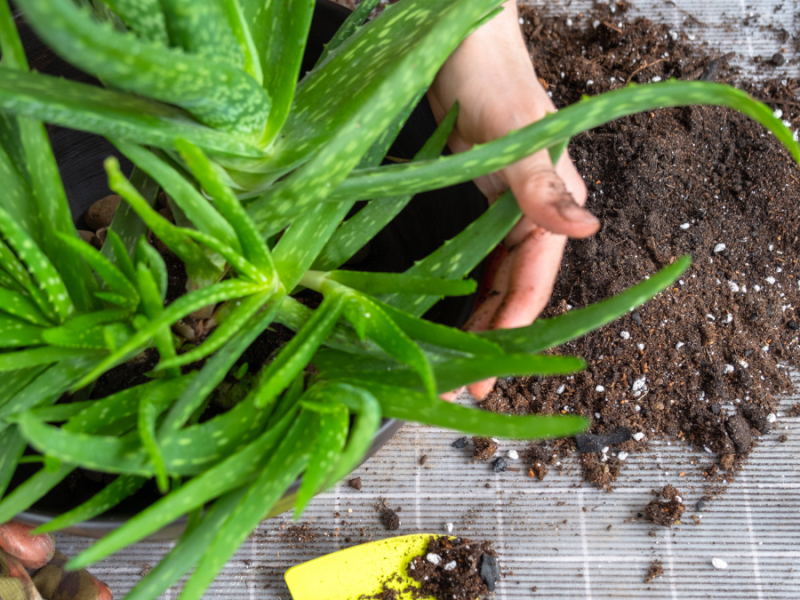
[285,533,440,600]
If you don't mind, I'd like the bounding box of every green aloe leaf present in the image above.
[106,229,138,283]
[0,462,74,524]
[120,489,247,600]
[100,0,168,43]
[29,401,94,422]
[352,380,589,439]
[0,69,265,156]
[57,233,139,308]
[138,396,169,493]
[329,81,800,202]
[327,353,585,394]
[222,0,263,84]
[327,270,476,297]
[239,0,314,143]
[294,402,348,519]
[0,240,55,322]
[42,309,132,350]
[0,367,48,413]
[325,383,381,485]
[106,157,222,288]
[32,474,146,534]
[23,0,270,134]
[314,0,380,67]
[67,403,297,569]
[0,289,52,327]
[313,101,459,271]
[159,0,244,69]
[136,262,180,378]
[0,206,75,323]
[252,292,346,409]
[135,237,169,302]
[0,426,25,497]
[179,229,261,284]
[0,347,102,372]
[175,139,275,276]
[479,256,692,354]
[343,294,437,401]
[113,142,241,254]
[176,411,317,600]
[383,190,521,316]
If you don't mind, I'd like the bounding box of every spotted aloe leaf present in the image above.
[22,0,270,135]
[325,383,381,485]
[330,81,800,202]
[294,401,348,519]
[313,101,459,271]
[100,0,169,43]
[314,0,380,67]
[177,411,317,600]
[137,262,181,378]
[247,0,503,224]
[0,314,45,349]
[113,142,242,254]
[105,157,223,289]
[326,270,475,297]
[0,289,52,327]
[350,380,589,439]
[0,427,25,497]
[382,190,522,316]
[480,256,691,354]
[238,0,314,143]
[159,0,244,70]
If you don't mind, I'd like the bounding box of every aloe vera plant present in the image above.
[0,0,798,598]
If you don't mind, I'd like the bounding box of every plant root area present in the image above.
[481,2,800,495]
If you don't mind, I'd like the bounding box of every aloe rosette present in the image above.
[0,0,798,599]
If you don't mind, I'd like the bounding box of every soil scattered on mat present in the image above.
[377,498,401,531]
[472,437,498,461]
[644,485,686,527]
[481,2,800,491]
[645,560,664,584]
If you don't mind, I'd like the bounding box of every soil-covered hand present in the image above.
[0,522,112,600]
[427,1,598,400]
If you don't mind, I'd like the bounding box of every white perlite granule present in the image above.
[714,243,726,253]
[507,450,519,460]
[727,281,740,293]
[724,364,735,374]
[444,561,457,572]
[680,222,691,230]
[620,331,631,340]
[618,451,629,461]
[712,558,728,570]
[445,522,454,533]
[632,432,645,442]
[766,413,777,424]
[426,553,442,566]
[595,385,605,392]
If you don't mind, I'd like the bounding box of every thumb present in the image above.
[504,150,598,239]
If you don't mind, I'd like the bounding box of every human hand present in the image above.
[427,1,597,400]
[0,521,112,600]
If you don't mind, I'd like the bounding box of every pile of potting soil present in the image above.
[480,2,800,490]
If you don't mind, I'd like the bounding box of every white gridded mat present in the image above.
[55,1,800,598]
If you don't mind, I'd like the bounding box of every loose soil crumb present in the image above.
[279,524,319,548]
[472,437,498,461]
[348,477,363,491]
[645,560,664,584]
[378,498,401,531]
[645,485,686,527]
[481,1,800,492]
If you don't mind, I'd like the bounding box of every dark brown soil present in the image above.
[406,536,498,600]
[482,2,800,490]
[472,437,498,461]
[645,559,664,584]
[348,477,363,491]
[644,485,686,527]
[279,524,320,548]
[378,499,401,531]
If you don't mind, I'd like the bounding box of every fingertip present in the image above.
[468,378,496,400]
[439,387,466,402]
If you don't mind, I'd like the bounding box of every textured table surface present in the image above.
[56,1,800,598]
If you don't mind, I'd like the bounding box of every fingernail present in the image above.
[556,198,600,226]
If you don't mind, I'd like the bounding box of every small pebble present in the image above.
[492,457,508,473]
[680,223,691,230]
[507,450,519,460]
[771,52,786,66]
[445,522,454,533]
[788,320,799,331]
[712,558,728,570]
[766,413,777,424]
[452,437,467,449]
[713,243,726,253]
[695,500,706,511]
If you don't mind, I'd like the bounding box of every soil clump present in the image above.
[481,2,800,490]
[644,485,686,527]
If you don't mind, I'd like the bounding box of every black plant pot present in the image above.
[12,0,488,539]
